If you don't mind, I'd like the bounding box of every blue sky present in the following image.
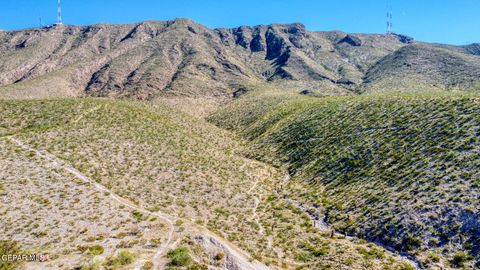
[0,0,478,45]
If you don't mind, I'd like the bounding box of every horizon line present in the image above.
[1,18,478,46]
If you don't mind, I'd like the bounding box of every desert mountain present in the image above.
[1,18,480,270]
[2,19,479,100]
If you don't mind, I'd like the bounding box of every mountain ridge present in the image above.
[1,19,479,101]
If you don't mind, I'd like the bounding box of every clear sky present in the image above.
[0,0,478,45]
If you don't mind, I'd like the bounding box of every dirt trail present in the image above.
[71,105,102,124]
[252,197,265,236]
[248,178,274,249]
[9,137,269,270]
[10,137,174,270]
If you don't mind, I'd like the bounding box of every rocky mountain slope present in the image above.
[1,19,479,100]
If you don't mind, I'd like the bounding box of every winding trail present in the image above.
[248,178,273,249]
[72,105,102,124]
[9,137,269,270]
[252,197,265,235]
[9,137,175,270]
[7,135,420,269]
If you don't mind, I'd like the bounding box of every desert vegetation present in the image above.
[0,98,418,269]
[210,89,480,269]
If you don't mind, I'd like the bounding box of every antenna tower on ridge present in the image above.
[386,1,393,35]
[57,0,63,25]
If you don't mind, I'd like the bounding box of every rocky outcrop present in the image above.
[285,23,307,48]
[339,34,362,46]
[393,33,415,44]
[233,26,252,48]
[265,27,289,60]
[250,29,266,52]
[232,87,251,98]
[195,234,269,270]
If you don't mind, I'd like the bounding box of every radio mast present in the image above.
[386,1,393,35]
[57,0,63,25]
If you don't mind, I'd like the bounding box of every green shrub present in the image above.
[311,246,329,257]
[88,245,104,256]
[214,251,225,261]
[356,247,385,260]
[398,263,416,270]
[451,252,472,267]
[167,246,192,266]
[132,210,147,222]
[107,250,136,266]
[294,251,311,262]
[142,260,154,270]
[403,235,422,251]
[81,259,104,270]
[427,252,440,263]
[187,263,208,270]
[175,219,184,226]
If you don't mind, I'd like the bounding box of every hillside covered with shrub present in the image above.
[210,91,480,269]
